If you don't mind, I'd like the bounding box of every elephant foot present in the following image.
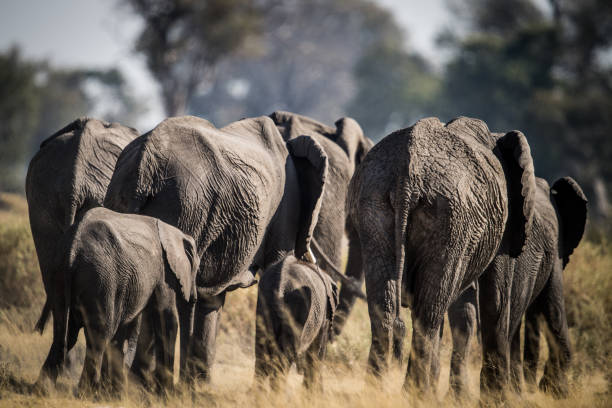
[539,372,569,399]
[448,380,471,402]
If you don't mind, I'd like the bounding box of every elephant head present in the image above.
[269,110,372,173]
[447,117,537,257]
[156,219,199,303]
[551,177,588,266]
[333,117,373,172]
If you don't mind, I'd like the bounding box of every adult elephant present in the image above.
[505,177,586,396]
[348,117,536,394]
[104,115,328,382]
[26,118,138,334]
[269,111,371,300]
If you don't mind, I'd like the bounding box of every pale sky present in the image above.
[0,0,450,129]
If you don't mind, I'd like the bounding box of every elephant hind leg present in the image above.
[191,292,226,384]
[78,326,110,397]
[153,307,179,394]
[523,304,541,389]
[478,260,512,397]
[448,284,477,397]
[509,322,523,394]
[537,271,571,398]
[404,309,444,395]
[129,312,156,388]
[104,318,141,398]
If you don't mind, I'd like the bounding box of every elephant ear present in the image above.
[495,130,537,257]
[157,220,199,302]
[286,135,329,262]
[334,117,372,169]
[551,177,588,266]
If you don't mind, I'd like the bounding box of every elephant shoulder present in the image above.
[269,111,335,141]
[222,116,287,155]
[145,116,219,156]
[74,119,139,198]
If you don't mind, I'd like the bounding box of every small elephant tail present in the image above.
[34,299,51,334]
[56,264,72,365]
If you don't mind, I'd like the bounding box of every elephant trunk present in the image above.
[310,238,365,300]
[34,300,51,334]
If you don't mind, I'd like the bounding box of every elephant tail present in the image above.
[392,178,419,360]
[34,299,51,334]
[60,265,72,364]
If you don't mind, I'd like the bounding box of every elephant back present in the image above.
[446,116,537,257]
[28,117,138,229]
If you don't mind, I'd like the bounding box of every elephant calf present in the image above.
[255,255,338,389]
[37,207,199,396]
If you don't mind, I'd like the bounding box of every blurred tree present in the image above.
[0,47,40,192]
[190,0,381,125]
[188,0,438,133]
[0,47,141,192]
[30,66,142,148]
[438,0,612,217]
[346,6,442,140]
[124,0,262,116]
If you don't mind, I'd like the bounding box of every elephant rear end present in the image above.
[255,256,334,388]
[27,118,138,334]
[350,117,536,392]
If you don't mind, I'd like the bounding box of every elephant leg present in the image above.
[448,283,478,397]
[359,209,399,380]
[129,311,156,388]
[36,294,80,391]
[305,322,330,391]
[303,337,323,391]
[538,272,571,398]
[254,294,279,389]
[107,319,141,397]
[333,224,364,338]
[191,292,226,383]
[404,307,445,395]
[177,297,195,385]
[523,304,541,389]
[509,323,523,394]
[153,307,179,393]
[478,260,512,396]
[430,324,443,391]
[364,252,398,378]
[124,315,142,368]
[36,308,65,389]
[392,313,407,366]
[78,325,110,397]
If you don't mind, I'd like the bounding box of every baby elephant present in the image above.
[255,255,338,389]
[37,207,199,396]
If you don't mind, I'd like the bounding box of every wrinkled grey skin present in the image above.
[255,255,338,390]
[269,111,372,302]
[500,176,586,397]
[36,207,199,396]
[104,115,328,382]
[348,117,536,394]
[26,118,138,335]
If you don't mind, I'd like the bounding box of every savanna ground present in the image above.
[0,192,610,407]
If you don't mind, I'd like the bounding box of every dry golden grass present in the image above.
[0,194,610,407]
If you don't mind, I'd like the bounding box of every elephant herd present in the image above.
[25,112,587,401]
